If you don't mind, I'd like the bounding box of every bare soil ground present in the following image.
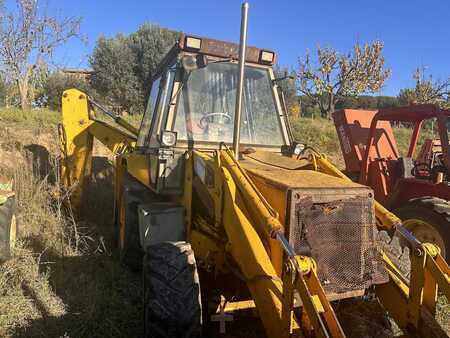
[0,110,448,337]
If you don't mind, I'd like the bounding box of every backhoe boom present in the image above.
[59,89,136,207]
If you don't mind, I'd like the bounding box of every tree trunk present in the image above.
[327,102,335,120]
[17,78,30,111]
[318,95,328,119]
[326,92,335,120]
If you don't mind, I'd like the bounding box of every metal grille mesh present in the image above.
[290,195,388,295]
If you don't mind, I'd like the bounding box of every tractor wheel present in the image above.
[118,197,143,271]
[0,197,17,261]
[143,241,202,338]
[394,197,450,262]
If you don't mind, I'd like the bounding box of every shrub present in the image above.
[39,72,92,111]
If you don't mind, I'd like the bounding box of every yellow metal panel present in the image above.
[241,151,366,190]
[221,300,256,312]
[88,122,135,154]
[220,150,282,239]
[60,89,137,208]
[221,166,287,338]
[311,295,324,313]
[247,173,286,277]
[183,152,193,239]
[190,229,225,272]
[193,151,223,227]
[60,89,94,207]
[124,153,151,188]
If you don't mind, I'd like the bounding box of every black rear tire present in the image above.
[143,241,202,338]
[0,196,16,261]
[394,197,450,262]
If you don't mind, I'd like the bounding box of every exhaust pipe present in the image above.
[232,2,249,160]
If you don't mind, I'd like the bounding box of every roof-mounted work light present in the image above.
[260,50,274,64]
[185,36,202,50]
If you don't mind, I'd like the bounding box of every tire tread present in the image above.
[144,241,202,338]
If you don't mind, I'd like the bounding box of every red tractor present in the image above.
[333,104,450,260]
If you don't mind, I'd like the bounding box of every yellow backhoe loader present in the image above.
[58,4,450,337]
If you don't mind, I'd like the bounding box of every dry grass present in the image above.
[0,109,143,337]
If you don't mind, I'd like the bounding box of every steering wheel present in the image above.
[199,112,231,129]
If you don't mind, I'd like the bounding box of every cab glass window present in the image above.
[137,77,161,147]
[173,62,284,146]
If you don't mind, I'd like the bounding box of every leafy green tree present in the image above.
[39,72,92,110]
[297,41,391,119]
[90,24,179,114]
[90,35,139,112]
[129,24,180,97]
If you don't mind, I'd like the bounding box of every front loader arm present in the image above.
[308,151,450,336]
[59,89,137,208]
[218,148,345,338]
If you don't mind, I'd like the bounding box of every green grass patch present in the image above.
[0,108,60,131]
[122,113,143,130]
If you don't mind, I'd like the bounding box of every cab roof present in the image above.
[177,33,276,65]
[152,33,276,81]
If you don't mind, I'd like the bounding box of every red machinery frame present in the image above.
[334,104,450,209]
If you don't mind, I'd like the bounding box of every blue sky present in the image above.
[6,0,450,96]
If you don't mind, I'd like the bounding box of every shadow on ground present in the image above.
[12,240,143,338]
[24,144,55,184]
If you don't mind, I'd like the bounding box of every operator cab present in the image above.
[134,34,299,194]
[137,34,292,153]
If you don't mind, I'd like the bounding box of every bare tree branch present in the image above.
[298,41,391,118]
[0,0,81,110]
[398,66,450,109]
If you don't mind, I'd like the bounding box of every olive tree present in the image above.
[90,24,179,114]
[297,41,391,119]
[0,0,81,110]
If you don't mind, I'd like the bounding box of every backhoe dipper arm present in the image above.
[59,89,137,208]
